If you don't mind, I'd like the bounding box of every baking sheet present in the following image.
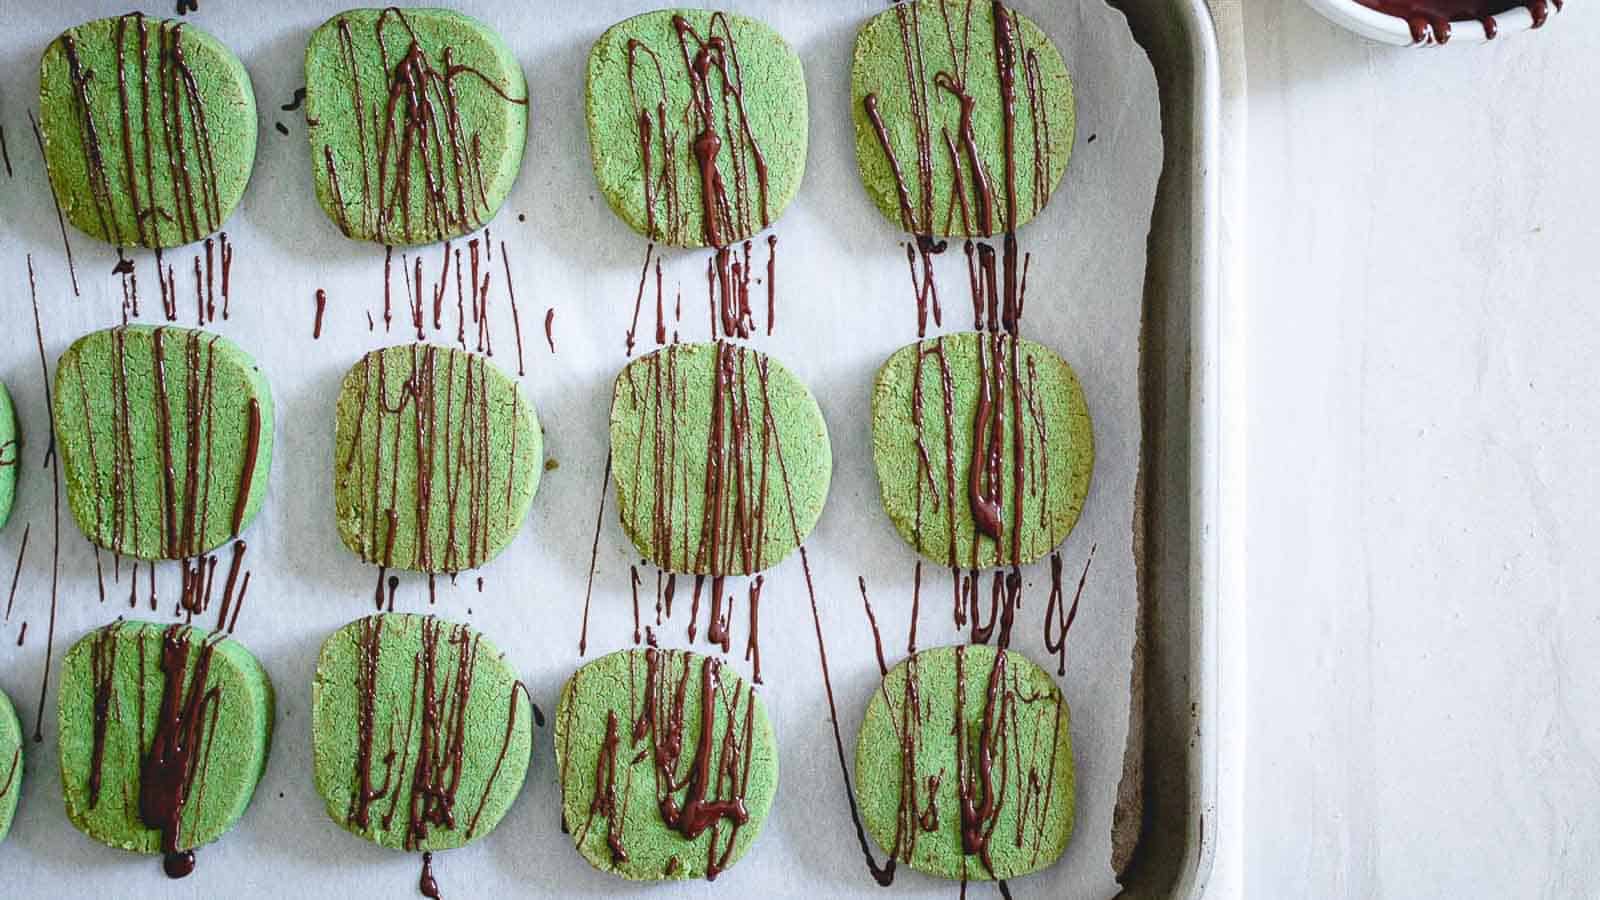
[0,1,1161,897]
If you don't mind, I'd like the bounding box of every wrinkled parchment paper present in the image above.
[0,1,1160,896]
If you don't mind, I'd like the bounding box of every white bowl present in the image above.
[1303,0,1562,46]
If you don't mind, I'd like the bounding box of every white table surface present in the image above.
[1223,3,1600,898]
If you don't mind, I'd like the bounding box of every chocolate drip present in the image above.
[141,625,226,879]
[324,9,528,243]
[1356,0,1561,43]
[418,852,441,899]
[313,289,328,339]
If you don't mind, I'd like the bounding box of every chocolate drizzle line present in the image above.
[579,453,612,656]
[1043,546,1091,676]
[0,746,18,802]
[323,8,529,244]
[2,524,29,621]
[28,255,61,743]
[55,13,230,248]
[0,123,12,178]
[29,112,80,297]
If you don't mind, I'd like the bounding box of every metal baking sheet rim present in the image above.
[1108,0,1221,896]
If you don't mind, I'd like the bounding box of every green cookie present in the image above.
[58,620,274,878]
[852,0,1075,238]
[52,325,275,561]
[555,648,777,881]
[610,342,830,576]
[38,13,256,249]
[0,382,16,529]
[311,614,533,851]
[854,643,1074,881]
[0,687,21,846]
[586,9,808,247]
[871,332,1091,569]
[333,343,542,574]
[306,7,529,246]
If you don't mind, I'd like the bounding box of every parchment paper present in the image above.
[0,1,1160,897]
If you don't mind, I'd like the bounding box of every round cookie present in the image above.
[854,643,1074,881]
[586,9,808,247]
[52,325,274,561]
[852,0,1075,238]
[0,381,17,529]
[610,342,830,576]
[333,343,542,573]
[39,13,257,249]
[311,614,533,851]
[306,7,529,246]
[871,331,1091,569]
[58,620,274,878]
[0,687,21,846]
[555,648,777,881]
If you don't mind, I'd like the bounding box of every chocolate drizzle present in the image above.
[339,344,523,574]
[617,343,790,579]
[322,8,529,244]
[66,326,261,561]
[52,13,231,248]
[346,614,525,860]
[574,649,758,881]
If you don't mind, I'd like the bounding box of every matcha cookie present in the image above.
[52,325,274,561]
[611,342,830,575]
[0,382,16,529]
[0,687,21,846]
[306,7,528,245]
[311,614,533,851]
[334,343,541,573]
[58,620,274,878]
[39,13,256,249]
[852,0,1075,237]
[555,648,777,881]
[854,643,1074,881]
[586,9,807,247]
[872,332,1091,569]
